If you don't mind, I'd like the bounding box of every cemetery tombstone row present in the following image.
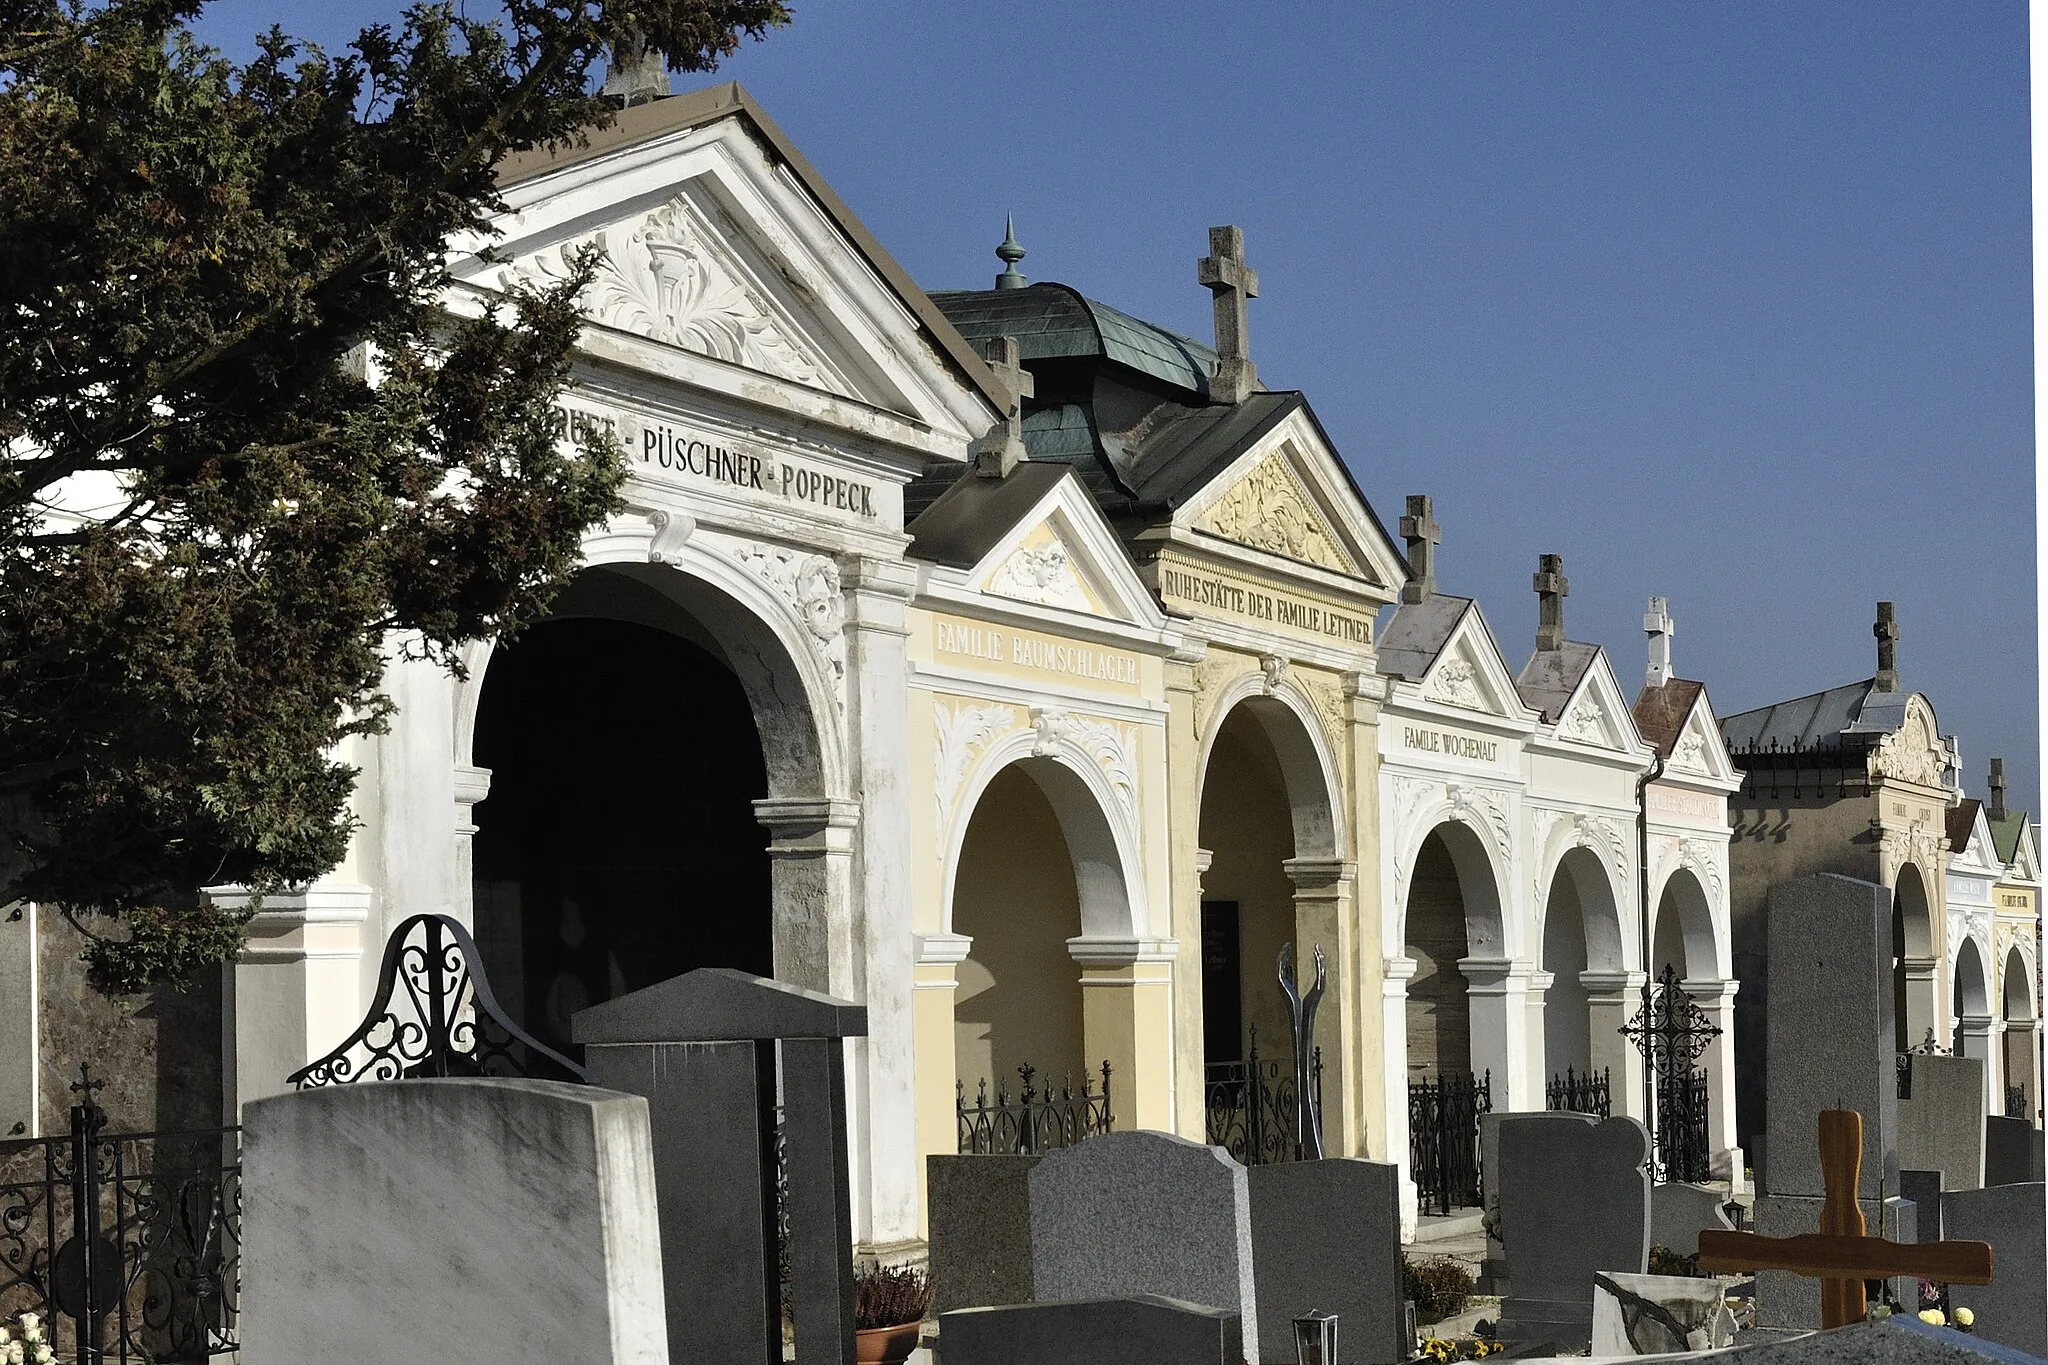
[1899,1054,1988,1192]
[573,968,867,1365]
[1492,1112,1653,1351]
[930,1132,1408,1364]
[1943,1182,2048,1357]
[240,1076,668,1363]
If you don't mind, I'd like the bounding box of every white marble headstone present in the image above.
[240,1076,668,1363]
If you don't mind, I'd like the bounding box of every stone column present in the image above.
[753,797,861,997]
[1166,647,1207,1140]
[1684,977,1744,1186]
[1380,954,1420,1238]
[1284,856,1358,1153]
[1903,954,1941,1052]
[0,901,37,1137]
[218,879,373,1118]
[371,649,462,928]
[2005,1018,2041,1117]
[1343,670,1390,1162]
[910,931,971,1220]
[840,555,919,1252]
[1070,936,1179,1132]
[1461,957,1534,1111]
[1523,968,1553,1106]
[1582,968,1649,1125]
[1958,1010,1998,1115]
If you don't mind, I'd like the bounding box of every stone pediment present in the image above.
[1665,694,1736,781]
[1870,695,1946,789]
[502,193,854,397]
[956,471,1168,629]
[1418,611,1522,718]
[1194,449,1359,574]
[1547,655,1649,757]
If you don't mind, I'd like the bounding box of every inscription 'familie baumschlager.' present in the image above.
[933,618,1141,688]
[1402,726,1499,763]
[554,405,879,519]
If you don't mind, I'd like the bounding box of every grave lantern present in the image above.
[1292,1309,1337,1365]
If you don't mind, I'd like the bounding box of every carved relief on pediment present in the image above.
[1196,452,1352,572]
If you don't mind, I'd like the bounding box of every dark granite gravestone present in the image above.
[1028,1131,1259,1361]
[574,969,866,1365]
[928,1154,1042,1313]
[1247,1158,1405,1364]
[940,1295,1242,1365]
[1899,1055,1986,1191]
[1493,1113,1652,1351]
[1944,1182,2047,1357]
[1983,1116,2036,1187]
[1754,874,1912,1328]
[1900,1168,1945,1243]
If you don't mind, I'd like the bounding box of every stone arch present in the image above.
[1401,818,1508,1081]
[1955,937,1991,1019]
[1540,845,1626,1080]
[943,731,1145,943]
[1650,866,1719,981]
[2001,943,2037,1116]
[1892,862,1938,1053]
[455,516,849,997]
[1195,674,1346,859]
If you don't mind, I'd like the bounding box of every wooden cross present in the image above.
[1399,495,1441,604]
[973,335,1034,478]
[1197,225,1259,403]
[1697,1109,1993,1329]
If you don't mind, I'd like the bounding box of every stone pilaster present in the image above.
[1069,935,1179,1132]
[1166,646,1208,1139]
[1582,968,1650,1125]
[910,931,972,1220]
[217,879,373,1118]
[1682,976,1743,1189]
[1379,953,1420,1237]
[1344,669,1389,1161]
[1460,957,1536,1111]
[1285,856,1358,1153]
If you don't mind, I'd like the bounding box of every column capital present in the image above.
[1283,856,1358,892]
[753,796,861,856]
[913,932,973,966]
[1066,935,1179,967]
[1679,976,1741,1003]
[838,554,920,600]
[1578,968,1648,996]
[1381,954,1419,984]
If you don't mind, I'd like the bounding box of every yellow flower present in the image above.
[1919,1309,1946,1326]
[1955,1308,1975,1328]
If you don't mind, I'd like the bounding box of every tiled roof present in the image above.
[1516,642,1601,724]
[1633,679,1706,759]
[1378,595,1476,682]
[930,284,1217,396]
[1721,679,1887,752]
[1948,799,1982,854]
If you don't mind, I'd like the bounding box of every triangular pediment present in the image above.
[1665,692,1737,782]
[1172,410,1407,597]
[1417,608,1523,718]
[446,89,1001,458]
[1550,654,1649,756]
[959,472,1168,629]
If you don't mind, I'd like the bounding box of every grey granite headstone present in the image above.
[1900,1168,1945,1242]
[1494,1113,1651,1351]
[1029,1131,1259,1361]
[1944,1182,2046,1357]
[1900,1055,1986,1191]
[1650,1181,1735,1257]
[1716,1314,2048,1362]
[928,1154,1041,1313]
[574,969,866,1365]
[1763,876,1900,1204]
[241,1077,666,1363]
[1984,1116,2035,1187]
[940,1295,1242,1365]
[1248,1158,1404,1364]
[1590,1271,1735,1354]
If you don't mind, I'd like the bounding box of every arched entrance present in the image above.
[1404,822,1504,1081]
[1892,864,1937,1053]
[2003,946,2036,1118]
[467,559,834,1061]
[1651,868,1716,982]
[1196,698,1339,1069]
[1539,846,1625,1084]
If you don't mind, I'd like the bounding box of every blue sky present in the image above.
[194,2,2038,812]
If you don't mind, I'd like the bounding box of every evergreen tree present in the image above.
[0,0,788,986]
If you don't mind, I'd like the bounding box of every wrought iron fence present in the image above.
[1545,1065,1611,1118]
[2008,1085,2030,1120]
[957,1063,1112,1155]
[1407,1070,1490,1217]
[1204,1027,1323,1166]
[0,1069,239,1362]
[1655,1066,1712,1185]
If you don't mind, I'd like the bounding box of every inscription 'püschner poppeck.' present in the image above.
[554,404,881,519]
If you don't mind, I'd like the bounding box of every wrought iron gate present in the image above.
[0,1069,238,1362]
[1655,1066,1711,1184]
[1204,1026,1323,1166]
[1545,1065,1611,1118]
[1407,1070,1490,1216]
[956,1064,1112,1154]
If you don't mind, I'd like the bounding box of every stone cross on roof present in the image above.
[1198,225,1259,404]
[1399,495,1441,604]
[1874,601,1900,692]
[1699,1109,1991,1328]
[972,335,1035,479]
[600,33,669,108]
[1990,757,2007,821]
[1533,553,1569,652]
[1644,596,1675,688]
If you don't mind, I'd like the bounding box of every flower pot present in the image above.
[854,1321,920,1365]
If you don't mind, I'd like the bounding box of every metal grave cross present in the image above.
[1697,1109,1992,1329]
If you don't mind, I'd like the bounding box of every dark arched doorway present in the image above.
[471,615,772,1061]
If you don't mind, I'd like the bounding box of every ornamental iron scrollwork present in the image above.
[955,1063,1112,1155]
[289,913,594,1088]
[1621,963,1721,1182]
[1203,1025,1324,1167]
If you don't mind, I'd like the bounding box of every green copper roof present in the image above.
[931,284,1218,396]
[1988,810,2031,866]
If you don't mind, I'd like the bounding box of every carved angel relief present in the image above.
[1425,659,1486,711]
[1670,727,1709,774]
[1559,694,1607,745]
[1872,722,1946,788]
[504,195,848,395]
[1197,453,1350,572]
[988,541,1092,611]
